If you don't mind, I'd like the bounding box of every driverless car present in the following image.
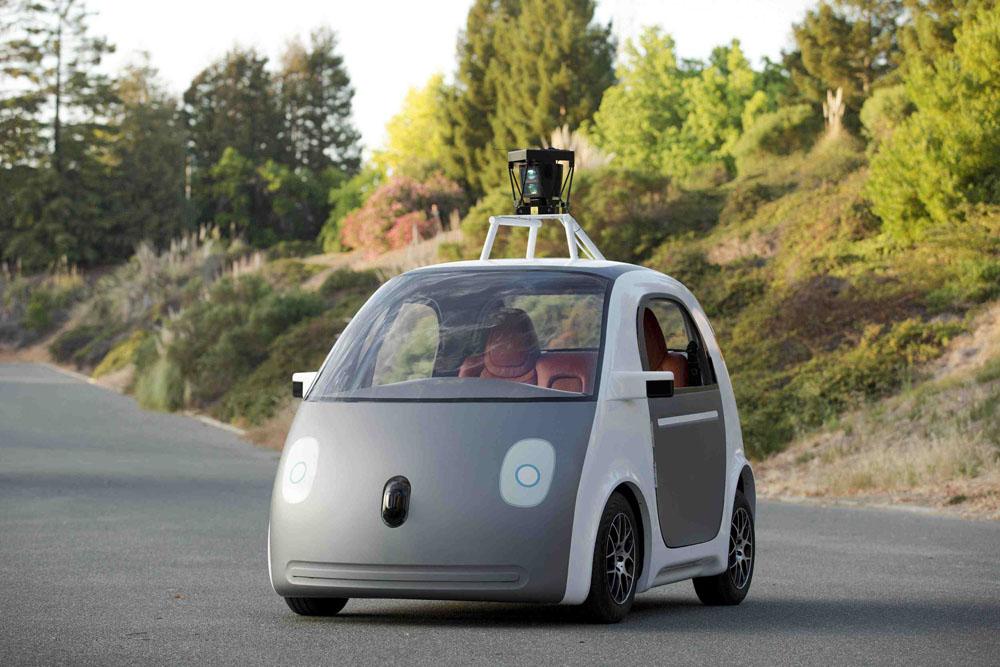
[268,150,756,623]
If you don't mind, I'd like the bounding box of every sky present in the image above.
[90,0,817,154]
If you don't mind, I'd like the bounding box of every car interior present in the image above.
[639,302,715,388]
[456,307,598,394]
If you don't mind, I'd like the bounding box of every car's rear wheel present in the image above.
[693,490,754,605]
[581,492,639,623]
[284,597,349,617]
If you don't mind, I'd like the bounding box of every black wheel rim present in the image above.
[605,512,636,605]
[728,507,753,589]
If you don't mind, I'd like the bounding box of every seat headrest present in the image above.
[642,308,667,370]
[484,308,540,378]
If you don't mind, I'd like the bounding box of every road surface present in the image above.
[1,363,998,665]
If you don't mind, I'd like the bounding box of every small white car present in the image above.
[269,213,755,623]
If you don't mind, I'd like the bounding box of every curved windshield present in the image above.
[309,269,609,401]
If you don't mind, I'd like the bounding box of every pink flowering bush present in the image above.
[340,173,467,257]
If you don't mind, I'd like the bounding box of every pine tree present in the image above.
[441,0,614,193]
[105,56,190,255]
[900,0,992,67]
[279,28,360,174]
[183,48,287,172]
[0,0,117,269]
[440,0,518,194]
[789,0,903,112]
[491,0,614,152]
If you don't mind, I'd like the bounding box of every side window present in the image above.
[372,302,440,386]
[639,299,716,387]
[647,301,689,350]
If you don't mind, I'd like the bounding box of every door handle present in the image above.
[657,410,718,428]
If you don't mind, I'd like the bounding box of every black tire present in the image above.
[581,492,640,623]
[693,490,755,605]
[284,597,349,617]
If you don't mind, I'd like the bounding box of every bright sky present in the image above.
[90,0,816,154]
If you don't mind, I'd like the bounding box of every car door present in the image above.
[639,297,726,548]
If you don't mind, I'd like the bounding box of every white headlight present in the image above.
[500,438,556,508]
[281,437,319,504]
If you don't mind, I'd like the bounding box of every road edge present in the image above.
[39,361,248,437]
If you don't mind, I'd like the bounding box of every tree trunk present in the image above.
[53,14,63,173]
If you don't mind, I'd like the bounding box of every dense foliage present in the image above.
[866,4,1000,239]
[3,0,1000,466]
[339,173,468,257]
[588,29,785,177]
[1,3,360,270]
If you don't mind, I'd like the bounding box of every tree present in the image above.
[316,167,382,253]
[0,0,118,270]
[588,28,691,176]
[590,30,783,177]
[184,48,286,172]
[789,0,903,112]
[441,0,615,193]
[439,0,518,194]
[103,56,190,255]
[279,28,360,173]
[900,0,993,67]
[682,41,772,167]
[489,0,615,185]
[207,147,339,246]
[866,4,1000,239]
[373,73,450,178]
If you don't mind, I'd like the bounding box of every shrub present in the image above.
[719,182,774,226]
[319,269,381,298]
[259,259,323,289]
[859,85,913,148]
[732,373,796,459]
[570,169,673,263]
[788,319,964,429]
[317,168,383,253]
[977,356,1000,384]
[23,290,56,334]
[71,328,126,369]
[802,133,866,186]
[214,312,348,425]
[732,104,822,174]
[867,6,1000,240]
[458,187,514,256]
[134,355,185,412]
[266,240,320,260]
[93,330,150,379]
[339,173,467,257]
[167,279,324,405]
[49,325,103,363]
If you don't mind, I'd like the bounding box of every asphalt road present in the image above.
[1,362,998,666]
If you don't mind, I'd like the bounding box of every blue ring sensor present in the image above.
[289,461,307,484]
[515,463,541,488]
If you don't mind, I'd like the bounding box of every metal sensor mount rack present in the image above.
[479,214,606,262]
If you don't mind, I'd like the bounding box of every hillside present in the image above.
[2,128,997,517]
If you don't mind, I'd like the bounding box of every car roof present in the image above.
[405,258,654,281]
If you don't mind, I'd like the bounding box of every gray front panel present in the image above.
[648,388,725,548]
[270,400,596,602]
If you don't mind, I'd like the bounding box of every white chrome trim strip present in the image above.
[657,410,719,428]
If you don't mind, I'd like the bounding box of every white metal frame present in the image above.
[480,214,606,261]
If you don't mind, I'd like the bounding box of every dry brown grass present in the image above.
[756,302,1000,519]
[242,402,297,451]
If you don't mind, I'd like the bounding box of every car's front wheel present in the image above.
[693,490,755,605]
[284,597,349,617]
[581,492,639,623]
